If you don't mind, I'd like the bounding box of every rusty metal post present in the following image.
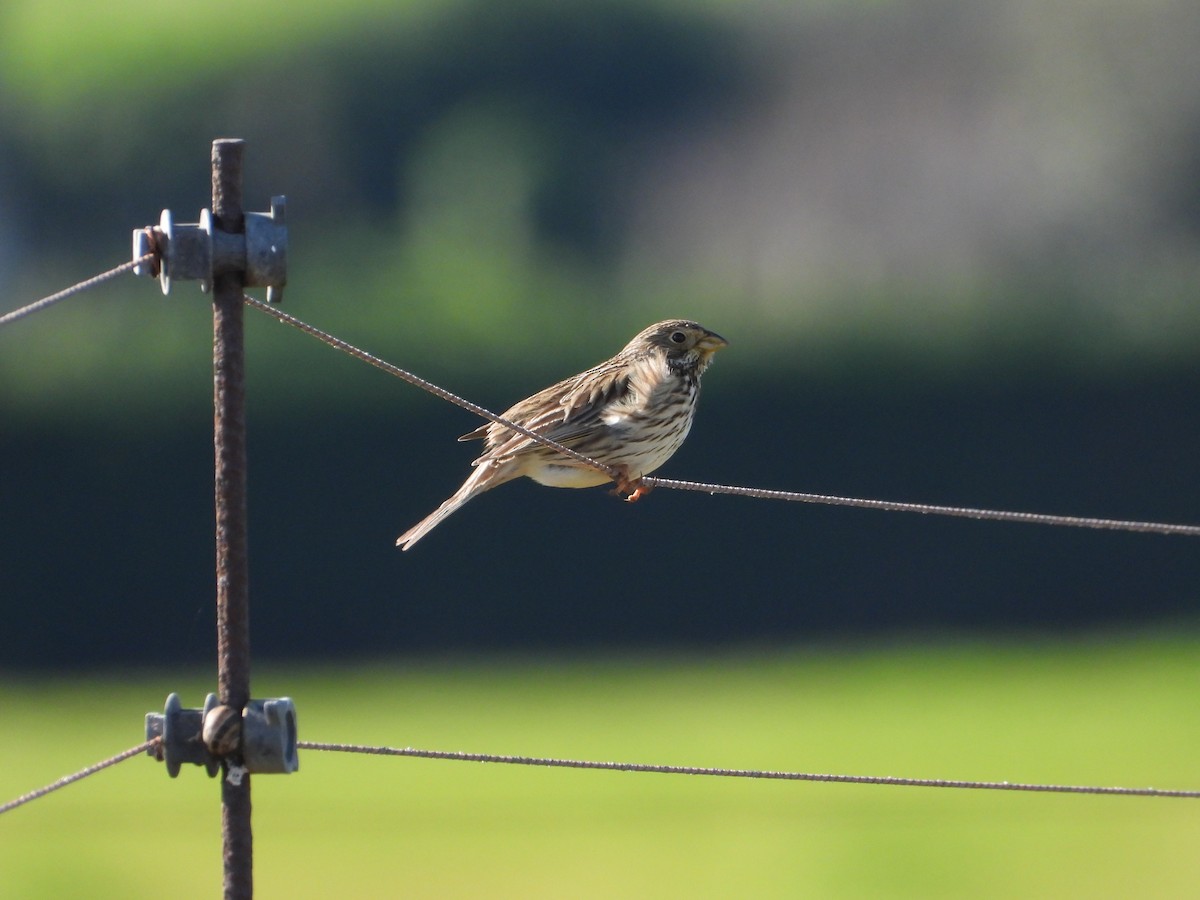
[211,137,253,900]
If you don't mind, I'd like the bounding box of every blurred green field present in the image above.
[2,634,1198,898]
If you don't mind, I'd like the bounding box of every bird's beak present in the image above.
[697,331,728,353]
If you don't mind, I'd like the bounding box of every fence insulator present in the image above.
[145,693,299,777]
[131,196,288,302]
[242,698,300,774]
[145,693,220,778]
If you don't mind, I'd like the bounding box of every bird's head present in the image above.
[628,320,728,375]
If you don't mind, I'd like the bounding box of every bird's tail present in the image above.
[395,461,510,551]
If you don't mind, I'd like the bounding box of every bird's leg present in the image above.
[610,465,653,502]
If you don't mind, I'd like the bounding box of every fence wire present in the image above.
[242,295,622,479]
[297,741,1200,799]
[0,256,153,328]
[6,734,1193,818]
[644,477,1200,536]
[244,296,1200,539]
[0,739,159,816]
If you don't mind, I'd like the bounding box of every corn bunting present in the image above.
[396,319,727,549]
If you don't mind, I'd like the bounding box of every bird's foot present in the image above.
[611,466,653,503]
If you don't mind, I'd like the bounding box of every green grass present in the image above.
[2,635,1198,898]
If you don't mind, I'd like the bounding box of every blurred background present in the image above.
[2,0,1199,895]
[2,0,1197,666]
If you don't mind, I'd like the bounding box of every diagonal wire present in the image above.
[0,255,154,329]
[0,739,159,816]
[244,296,1200,538]
[297,741,1200,799]
[242,295,620,479]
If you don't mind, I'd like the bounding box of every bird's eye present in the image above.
[670,331,687,344]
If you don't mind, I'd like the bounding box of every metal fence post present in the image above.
[211,137,253,900]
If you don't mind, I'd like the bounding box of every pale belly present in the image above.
[528,465,615,489]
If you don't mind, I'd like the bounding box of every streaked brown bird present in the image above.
[396,319,728,550]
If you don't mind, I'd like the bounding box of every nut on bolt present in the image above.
[202,701,243,757]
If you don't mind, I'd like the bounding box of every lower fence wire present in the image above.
[0,739,160,816]
[297,741,1200,799]
[244,296,1200,539]
[3,736,1195,816]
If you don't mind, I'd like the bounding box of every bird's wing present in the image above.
[458,423,490,442]
[468,359,634,462]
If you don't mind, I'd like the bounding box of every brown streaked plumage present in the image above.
[395,319,727,550]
